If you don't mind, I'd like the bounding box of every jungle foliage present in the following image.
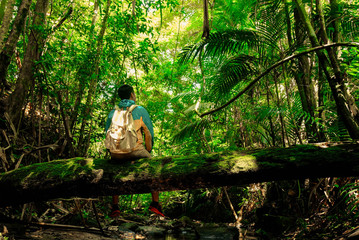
[1,0,359,238]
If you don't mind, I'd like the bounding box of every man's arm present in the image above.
[136,106,154,152]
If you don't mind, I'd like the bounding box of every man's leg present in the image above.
[112,195,119,205]
[110,195,121,218]
[149,191,164,217]
[111,150,164,216]
[108,152,136,218]
[151,191,159,202]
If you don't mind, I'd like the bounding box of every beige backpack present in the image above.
[105,105,138,154]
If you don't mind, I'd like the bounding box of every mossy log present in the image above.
[1,144,359,207]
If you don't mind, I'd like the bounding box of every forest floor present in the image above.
[1,199,359,239]
[0,212,244,240]
[2,212,359,239]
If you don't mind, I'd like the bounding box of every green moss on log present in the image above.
[0,157,97,185]
[1,144,359,206]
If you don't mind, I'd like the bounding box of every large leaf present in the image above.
[212,54,258,95]
[178,29,261,64]
[327,1,359,39]
[172,119,212,143]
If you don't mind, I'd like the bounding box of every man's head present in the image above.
[118,84,136,101]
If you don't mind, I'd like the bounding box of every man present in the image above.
[105,84,163,218]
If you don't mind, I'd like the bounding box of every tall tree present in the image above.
[77,0,112,155]
[0,0,32,91]
[293,7,321,141]
[202,0,210,38]
[0,0,15,49]
[5,0,49,128]
[69,0,100,133]
[294,0,359,139]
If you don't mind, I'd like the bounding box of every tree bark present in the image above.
[0,0,7,24]
[265,81,276,147]
[329,0,339,53]
[317,61,327,140]
[1,144,359,207]
[4,0,49,128]
[0,0,31,91]
[0,0,15,49]
[202,0,210,38]
[273,73,287,147]
[293,7,320,141]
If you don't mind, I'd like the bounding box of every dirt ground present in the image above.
[2,222,150,240]
[24,227,144,240]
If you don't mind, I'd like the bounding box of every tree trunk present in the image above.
[274,76,287,147]
[283,1,303,144]
[0,0,31,91]
[70,0,99,132]
[293,7,321,142]
[1,144,359,207]
[293,0,359,139]
[0,0,15,49]
[283,0,292,46]
[317,61,327,140]
[5,0,49,128]
[315,0,359,134]
[329,0,339,53]
[0,0,7,24]
[77,0,111,155]
[202,0,210,38]
[265,81,276,147]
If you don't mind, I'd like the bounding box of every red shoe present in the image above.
[109,205,121,218]
[149,201,165,217]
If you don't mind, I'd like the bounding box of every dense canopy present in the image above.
[1,0,359,238]
[0,0,359,160]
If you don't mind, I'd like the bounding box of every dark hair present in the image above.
[118,84,134,99]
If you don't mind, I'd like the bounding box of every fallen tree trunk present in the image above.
[1,144,359,207]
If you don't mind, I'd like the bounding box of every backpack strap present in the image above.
[114,105,121,111]
[112,105,121,122]
[114,105,137,112]
[112,105,137,119]
[128,105,138,113]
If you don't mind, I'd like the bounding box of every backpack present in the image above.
[105,105,138,154]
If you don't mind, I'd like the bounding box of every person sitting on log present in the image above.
[105,84,164,218]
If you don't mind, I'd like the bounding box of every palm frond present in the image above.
[204,30,261,58]
[326,1,359,40]
[178,42,205,65]
[340,181,359,217]
[212,54,258,95]
[171,91,199,104]
[327,118,351,141]
[178,29,261,64]
[184,102,214,114]
[340,16,359,39]
[214,0,257,29]
[172,119,211,143]
[254,0,288,46]
[256,0,282,14]
[255,105,281,122]
[254,125,276,146]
